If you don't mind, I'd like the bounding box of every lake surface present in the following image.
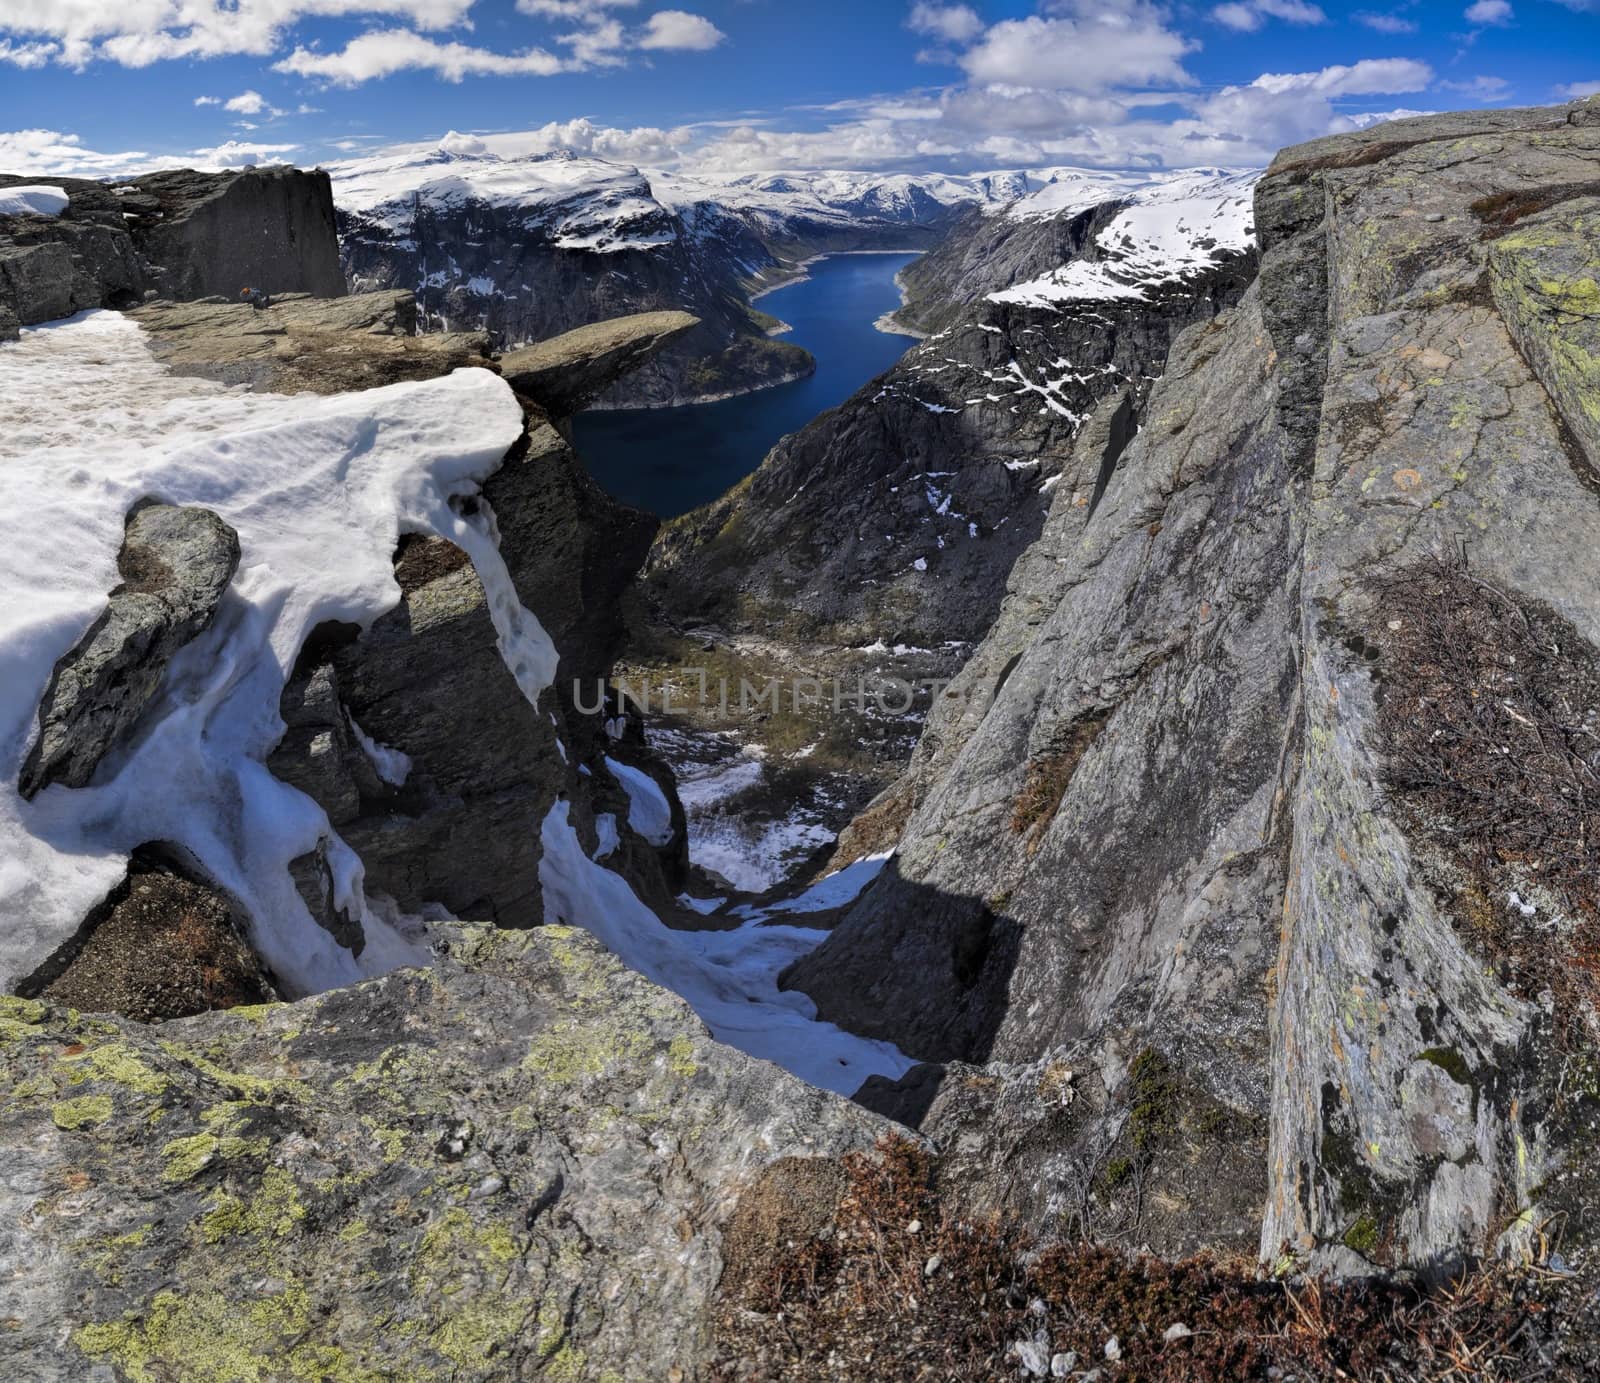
[571,252,920,518]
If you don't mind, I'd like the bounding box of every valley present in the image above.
[6,81,1600,1380]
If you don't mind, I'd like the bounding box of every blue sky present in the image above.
[1,1,1596,177]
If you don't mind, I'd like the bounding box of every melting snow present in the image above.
[606,755,675,846]
[0,311,544,994]
[540,805,911,1093]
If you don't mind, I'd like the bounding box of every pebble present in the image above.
[1425,212,1446,222]
[1104,1335,1122,1361]
[470,1175,505,1200]
[1050,1351,1077,1377]
[1012,1339,1049,1376]
[906,1218,922,1234]
[924,1255,942,1277]
[1164,1321,1193,1343]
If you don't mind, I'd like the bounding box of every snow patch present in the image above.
[0,311,541,995]
[0,185,69,218]
[606,755,674,846]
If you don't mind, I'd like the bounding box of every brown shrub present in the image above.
[1011,714,1107,843]
[1372,556,1600,1034]
[713,1133,1569,1381]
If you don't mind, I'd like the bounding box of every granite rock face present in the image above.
[0,925,885,1382]
[0,167,344,333]
[793,101,1600,1278]
[20,504,240,799]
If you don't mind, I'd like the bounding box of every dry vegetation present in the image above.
[1373,556,1600,1036]
[714,1134,1578,1381]
[1011,715,1107,844]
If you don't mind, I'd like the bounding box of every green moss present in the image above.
[74,1281,341,1383]
[52,1094,113,1130]
[199,1168,305,1243]
[0,994,47,1042]
[1126,1048,1180,1152]
[159,1127,268,1184]
[66,1042,170,1098]
[1343,1213,1381,1256]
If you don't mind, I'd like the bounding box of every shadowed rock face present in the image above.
[0,925,885,1382]
[792,99,1600,1278]
[0,167,344,333]
[20,504,239,799]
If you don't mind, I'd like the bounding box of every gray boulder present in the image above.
[20,504,239,798]
[0,924,885,1381]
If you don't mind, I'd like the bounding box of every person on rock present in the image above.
[240,286,272,311]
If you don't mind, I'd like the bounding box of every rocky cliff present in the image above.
[0,166,343,338]
[795,96,1600,1280]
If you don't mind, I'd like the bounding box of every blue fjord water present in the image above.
[571,252,921,519]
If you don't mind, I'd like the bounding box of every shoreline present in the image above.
[748,247,925,304]
[579,364,816,414]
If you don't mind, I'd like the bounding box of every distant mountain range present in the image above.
[328,138,1256,408]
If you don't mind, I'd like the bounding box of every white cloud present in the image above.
[1439,74,1510,98]
[1252,58,1433,96]
[1463,0,1512,21]
[1211,0,1326,32]
[1352,10,1419,32]
[1,1,477,68]
[558,18,628,66]
[224,90,268,115]
[958,12,1195,92]
[194,95,221,107]
[516,0,638,15]
[0,126,299,177]
[0,39,58,68]
[1556,79,1600,98]
[190,139,300,167]
[908,3,985,43]
[274,30,568,84]
[637,10,725,51]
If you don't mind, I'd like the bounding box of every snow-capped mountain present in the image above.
[891,166,1259,334]
[329,139,1045,407]
[328,137,1258,408]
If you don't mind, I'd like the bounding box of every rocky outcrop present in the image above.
[259,308,685,935]
[128,289,493,391]
[0,167,344,333]
[20,504,239,798]
[128,167,344,303]
[501,310,698,418]
[0,924,885,1381]
[788,100,1600,1280]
